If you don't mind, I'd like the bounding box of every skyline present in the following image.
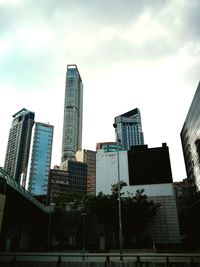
[1,0,200,182]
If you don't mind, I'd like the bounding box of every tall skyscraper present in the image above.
[61,64,83,162]
[4,108,35,186]
[114,108,144,150]
[28,122,54,196]
[181,82,200,190]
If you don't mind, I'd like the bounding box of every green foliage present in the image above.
[111,181,127,197]
[55,191,86,207]
[86,183,160,244]
[121,189,160,244]
[51,183,160,248]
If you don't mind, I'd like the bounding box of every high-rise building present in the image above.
[61,65,83,161]
[181,82,200,190]
[4,108,35,186]
[114,108,144,150]
[76,149,96,195]
[28,122,54,196]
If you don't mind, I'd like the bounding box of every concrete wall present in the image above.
[96,150,181,245]
[96,150,128,194]
[143,195,181,244]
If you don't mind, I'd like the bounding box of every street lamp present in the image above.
[113,123,123,260]
[81,212,87,258]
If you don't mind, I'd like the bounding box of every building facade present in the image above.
[114,108,144,150]
[96,149,128,194]
[48,168,70,204]
[59,160,87,193]
[4,108,35,186]
[128,143,173,186]
[61,65,83,161]
[48,162,87,204]
[76,149,96,195]
[28,122,54,196]
[181,82,200,190]
[96,143,181,245]
[96,142,124,152]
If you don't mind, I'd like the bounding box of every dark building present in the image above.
[128,143,173,185]
[4,108,35,186]
[181,82,200,190]
[48,168,70,204]
[174,178,200,248]
[174,178,196,198]
[65,160,87,193]
[48,161,87,204]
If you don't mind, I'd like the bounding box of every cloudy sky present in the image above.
[0,0,200,181]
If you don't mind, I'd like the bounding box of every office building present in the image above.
[28,122,54,196]
[96,142,123,152]
[47,168,70,204]
[61,65,83,161]
[4,108,35,186]
[181,82,200,190]
[114,108,144,150]
[76,149,96,195]
[59,160,87,192]
[48,162,87,204]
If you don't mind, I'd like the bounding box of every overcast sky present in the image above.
[0,0,200,182]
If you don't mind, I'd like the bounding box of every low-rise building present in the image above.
[96,143,181,246]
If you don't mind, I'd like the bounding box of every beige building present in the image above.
[76,149,96,195]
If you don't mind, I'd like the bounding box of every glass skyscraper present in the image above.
[114,108,144,150]
[61,65,83,162]
[181,82,200,190]
[28,122,54,196]
[4,108,35,186]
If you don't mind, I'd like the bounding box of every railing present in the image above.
[1,252,200,266]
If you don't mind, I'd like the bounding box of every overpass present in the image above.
[0,167,48,251]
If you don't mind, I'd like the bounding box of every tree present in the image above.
[51,184,160,249]
[122,189,160,247]
[84,183,160,248]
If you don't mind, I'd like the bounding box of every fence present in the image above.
[1,252,200,266]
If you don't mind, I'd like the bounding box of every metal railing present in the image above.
[1,252,200,266]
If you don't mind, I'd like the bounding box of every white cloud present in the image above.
[0,0,200,181]
[16,25,56,51]
[0,0,23,6]
[0,37,13,55]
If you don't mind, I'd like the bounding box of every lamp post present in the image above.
[48,186,53,251]
[113,123,123,260]
[81,212,87,258]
